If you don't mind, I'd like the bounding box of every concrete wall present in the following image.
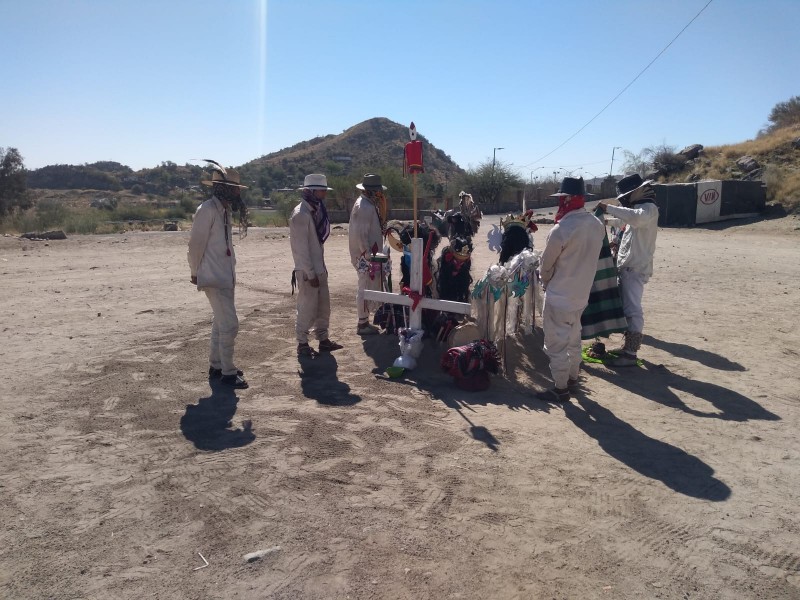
[653,180,766,226]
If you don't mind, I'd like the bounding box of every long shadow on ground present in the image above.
[297,353,361,407]
[585,361,779,422]
[563,393,731,501]
[180,380,256,450]
[643,334,746,372]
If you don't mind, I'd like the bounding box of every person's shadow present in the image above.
[586,361,778,422]
[298,353,361,406]
[642,334,746,372]
[180,380,255,450]
[563,394,731,501]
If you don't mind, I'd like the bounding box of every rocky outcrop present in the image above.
[678,144,704,160]
[736,155,760,173]
[21,230,67,240]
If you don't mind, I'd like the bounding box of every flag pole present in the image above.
[412,171,418,238]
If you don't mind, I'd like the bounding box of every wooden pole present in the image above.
[412,172,418,238]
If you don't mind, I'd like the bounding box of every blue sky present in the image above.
[2,0,798,181]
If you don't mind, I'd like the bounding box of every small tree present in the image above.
[620,149,651,178]
[463,160,522,211]
[766,95,800,132]
[644,142,685,175]
[0,147,31,216]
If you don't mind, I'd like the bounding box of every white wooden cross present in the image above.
[363,237,472,330]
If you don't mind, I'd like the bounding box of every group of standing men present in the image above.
[289,172,388,357]
[187,170,390,386]
[187,165,658,401]
[538,173,659,401]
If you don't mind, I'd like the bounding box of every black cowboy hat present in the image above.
[356,173,387,191]
[616,173,654,200]
[555,176,585,196]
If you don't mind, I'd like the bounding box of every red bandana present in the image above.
[555,195,585,223]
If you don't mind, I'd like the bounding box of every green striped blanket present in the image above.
[581,208,628,339]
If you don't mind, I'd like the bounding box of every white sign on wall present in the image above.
[695,180,722,224]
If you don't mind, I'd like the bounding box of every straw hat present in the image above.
[201,167,248,188]
[299,173,333,190]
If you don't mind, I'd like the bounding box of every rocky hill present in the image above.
[238,117,465,200]
[21,119,800,213]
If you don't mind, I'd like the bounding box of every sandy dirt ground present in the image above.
[1,208,799,600]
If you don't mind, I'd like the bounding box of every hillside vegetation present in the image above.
[3,99,800,235]
[644,96,800,212]
[238,117,465,210]
[680,125,800,211]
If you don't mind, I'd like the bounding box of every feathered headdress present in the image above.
[500,209,538,233]
[199,159,248,188]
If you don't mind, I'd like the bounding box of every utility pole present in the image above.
[492,147,504,210]
[609,146,622,178]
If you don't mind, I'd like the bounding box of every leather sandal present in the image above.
[297,343,319,358]
[318,339,343,352]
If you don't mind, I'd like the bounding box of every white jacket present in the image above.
[539,210,605,312]
[606,202,659,281]
[187,196,236,290]
[348,194,383,267]
[289,199,327,279]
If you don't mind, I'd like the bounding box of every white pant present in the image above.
[356,270,383,322]
[204,287,239,376]
[295,271,330,344]
[619,268,646,334]
[542,299,584,389]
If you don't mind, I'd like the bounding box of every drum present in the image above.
[445,321,480,348]
[386,228,404,253]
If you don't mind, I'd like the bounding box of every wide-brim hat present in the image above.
[356,173,387,191]
[201,168,248,188]
[616,173,653,200]
[299,173,333,190]
[553,176,585,197]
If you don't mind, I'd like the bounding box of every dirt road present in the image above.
[1,212,799,599]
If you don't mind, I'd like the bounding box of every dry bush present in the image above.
[763,164,800,212]
[708,125,800,159]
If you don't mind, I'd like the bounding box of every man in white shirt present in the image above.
[289,174,343,358]
[538,177,605,402]
[188,166,249,389]
[348,174,388,335]
[597,173,660,366]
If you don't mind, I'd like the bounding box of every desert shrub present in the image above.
[247,211,286,227]
[1,211,38,234]
[163,206,188,220]
[271,191,296,222]
[763,164,800,212]
[647,144,686,175]
[179,195,198,214]
[62,210,104,234]
[111,204,159,221]
[34,199,69,230]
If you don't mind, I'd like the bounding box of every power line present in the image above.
[526,0,714,167]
